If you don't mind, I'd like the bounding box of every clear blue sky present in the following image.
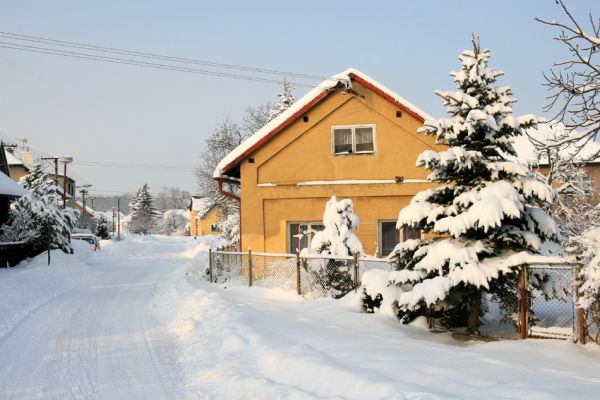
[0,0,597,195]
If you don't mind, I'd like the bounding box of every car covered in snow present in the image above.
[71,233,101,251]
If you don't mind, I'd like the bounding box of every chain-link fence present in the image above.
[419,264,583,341]
[208,249,391,300]
[528,265,575,339]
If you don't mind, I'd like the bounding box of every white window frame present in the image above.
[331,124,376,155]
[378,220,422,257]
[287,221,325,253]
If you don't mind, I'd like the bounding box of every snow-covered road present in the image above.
[0,237,201,399]
[1,235,599,400]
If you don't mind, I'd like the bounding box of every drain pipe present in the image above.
[216,177,242,251]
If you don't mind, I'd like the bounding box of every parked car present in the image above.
[71,233,101,251]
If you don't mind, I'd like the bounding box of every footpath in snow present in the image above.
[1,235,599,400]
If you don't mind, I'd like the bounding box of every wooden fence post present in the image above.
[353,253,359,292]
[296,250,301,296]
[519,265,529,339]
[248,248,253,287]
[208,248,213,283]
[576,264,586,344]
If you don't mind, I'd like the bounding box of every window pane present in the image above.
[355,127,374,152]
[333,128,353,154]
[381,221,400,256]
[401,226,421,241]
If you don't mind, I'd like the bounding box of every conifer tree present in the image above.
[301,196,364,298]
[388,36,558,333]
[95,215,110,239]
[1,162,77,253]
[129,183,159,235]
[267,80,296,123]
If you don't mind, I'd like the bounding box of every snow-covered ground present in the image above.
[1,236,599,399]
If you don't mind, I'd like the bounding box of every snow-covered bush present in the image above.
[1,162,77,253]
[219,212,240,247]
[161,209,189,236]
[301,196,363,298]
[95,215,110,239]
[387,36,558,333]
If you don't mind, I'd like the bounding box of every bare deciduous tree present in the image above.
[534,1,600,162]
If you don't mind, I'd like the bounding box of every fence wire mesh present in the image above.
[209,250,391,300]
[528,266,575,340]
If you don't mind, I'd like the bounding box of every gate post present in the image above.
[296,250,301,296]
[248,248,253,287]
[576,263,586,344]
[353,253,360,292]
[208,248,213,283]
[519,265,529,339]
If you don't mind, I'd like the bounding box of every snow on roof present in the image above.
[0,172,28,197]
[514,122,600,165]
[191,196,214,218]
[214,68,433,178]
[5,151,25,166]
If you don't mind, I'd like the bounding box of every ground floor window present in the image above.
[288,222,325,253]
[379,220,421,257]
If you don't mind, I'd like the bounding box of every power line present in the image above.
[0,31,334,82]
[72,160,196,171]
[0,41,320,87]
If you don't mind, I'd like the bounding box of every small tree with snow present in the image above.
[301,196,363,298]
[388,36,558,333]
[1,162,77,254]
[95,215,110,239]
[267,80,296,123]
[129,183,160,235]
[161,209,189,236]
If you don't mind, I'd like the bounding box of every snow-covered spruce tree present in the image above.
[128,183,160,235]
[388,36,557,333]
[1,162,76,253]
[267,80,296,123]
[301,196,364,298]
[95,215,110,239]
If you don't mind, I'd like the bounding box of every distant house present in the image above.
[514,124,600,206]
[4,149,32,183]
[214,68,445,256]
[189,196,222,237]
[0,143,29,226]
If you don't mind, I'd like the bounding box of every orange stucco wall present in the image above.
[238,81,445,255]
[190,206,222,237]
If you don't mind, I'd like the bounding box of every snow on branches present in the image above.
[1,162,76,253]
[388,36,559,332]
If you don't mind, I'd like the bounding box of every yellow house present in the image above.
[5,150,31,183]
[214,68,445,256]
[189,196,222,237]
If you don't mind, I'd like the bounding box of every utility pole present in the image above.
[90,197,95,210]
[117,198,121,240]
[79,184,92,229]
[112,207,116,237]
[59,156,73,208]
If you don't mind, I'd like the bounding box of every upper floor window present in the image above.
[332,124,375,155]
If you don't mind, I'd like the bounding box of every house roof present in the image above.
[0,172,28,197]
[190,196,215,219]
[514,122,600,165]
[213,68,433,179]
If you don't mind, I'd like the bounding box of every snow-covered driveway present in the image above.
[0,237,205,399]
[1,235,599,400]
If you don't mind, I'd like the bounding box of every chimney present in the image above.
[20,150,35,166]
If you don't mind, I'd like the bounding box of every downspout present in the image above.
[216,177,242,251]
